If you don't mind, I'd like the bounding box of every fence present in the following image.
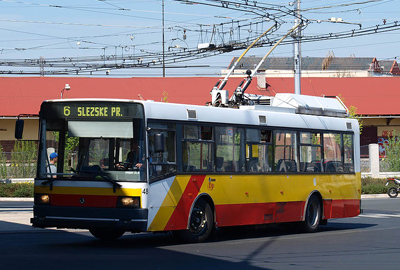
[362,144,400,179]
[0,151,37,180]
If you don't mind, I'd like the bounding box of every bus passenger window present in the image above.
[274,131,298,172]
[323,133,343,173]
[182,125,214,172]
[216,127,245,172]
[343,134,355,173]
[246,129,272,173]
[299,132,322,173]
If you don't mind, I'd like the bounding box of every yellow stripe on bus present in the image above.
[200,173,360,205]
[34,185,142,197]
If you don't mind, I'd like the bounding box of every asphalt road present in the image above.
[1,197,400,270]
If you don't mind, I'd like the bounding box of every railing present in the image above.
[0,151,37,179]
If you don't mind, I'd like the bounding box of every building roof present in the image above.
[0,77,253,117]
[0,76,399,117]
[229,56,377,71]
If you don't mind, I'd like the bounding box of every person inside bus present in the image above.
[47,152,58,178]
[100,158,109,170]
[118,141,142,170]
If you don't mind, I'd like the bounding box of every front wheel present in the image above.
[173,198,214,243]
[89,228,125,241]
[388,187,398,198]
[298,195,321,233]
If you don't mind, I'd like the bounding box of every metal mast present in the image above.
[294,0,301,95]
[162,0,166,77]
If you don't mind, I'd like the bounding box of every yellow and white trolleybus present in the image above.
[30,93,361,242]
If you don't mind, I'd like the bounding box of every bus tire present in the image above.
[89,228,125,241]
[174,198,214,243]
[299,195,321,233]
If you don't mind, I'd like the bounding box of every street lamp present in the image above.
[61,84,71,99]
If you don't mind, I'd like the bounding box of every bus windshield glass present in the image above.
[37,101,145,182]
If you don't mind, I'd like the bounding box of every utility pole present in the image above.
[294,0,301,95]
[162,0,166,77]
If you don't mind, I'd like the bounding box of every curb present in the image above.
[0,197,34,201]
[361,194,389,199]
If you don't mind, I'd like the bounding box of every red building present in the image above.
[1,76,399,156]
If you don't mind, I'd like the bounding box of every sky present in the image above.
[0,0,399,76]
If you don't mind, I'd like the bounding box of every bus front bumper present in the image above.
[31,205,148,232]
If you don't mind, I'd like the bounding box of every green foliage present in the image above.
[162,91,169,103]
[383,131,400,171]
[9,141,37,178]
[348,105,363,134]
[0,183,34,197]
[0,145,7,179]
[361,177,388,194]
[65,136,79,152]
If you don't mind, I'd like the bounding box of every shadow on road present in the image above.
[0,220,379,270]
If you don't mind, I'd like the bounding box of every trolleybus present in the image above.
[28,93,361,242]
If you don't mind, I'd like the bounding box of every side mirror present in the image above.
[154,133,165,153]
[15,119,24,140]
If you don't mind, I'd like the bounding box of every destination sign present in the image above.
[64,106,123,117]
[41,101,144,120]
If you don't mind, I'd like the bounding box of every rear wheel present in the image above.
[388,187,398,198]
[174,198,214,243]
[89,228,125,241]
[299,195,321,233]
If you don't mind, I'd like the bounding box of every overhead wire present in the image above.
[0,0,399,75]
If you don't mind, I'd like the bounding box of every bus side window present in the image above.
[343,134,355,173]
[182,125,214,172]
[274,131,298,172]
[148,123,177,181]
[323,133,343,173]
[299,132,322,173]
[246,129,272,173]
[216,126,245,172]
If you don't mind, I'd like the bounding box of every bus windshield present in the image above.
[37,102,145,182]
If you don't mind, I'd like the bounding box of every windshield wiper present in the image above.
[98,173,121,193]
[41,177,56,187]
[76,168,122,193]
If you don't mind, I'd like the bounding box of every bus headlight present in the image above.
[117,196,140,208]
[35,194,50,205]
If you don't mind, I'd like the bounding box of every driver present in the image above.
[117,141,142,170]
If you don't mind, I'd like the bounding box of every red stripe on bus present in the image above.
[323,199,361,219]
[50,194,117,208]
[215,201,306,227]
[163,175,206,231]
[214,199,360,227]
